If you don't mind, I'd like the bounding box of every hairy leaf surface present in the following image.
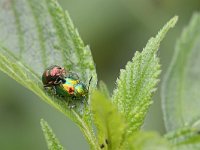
[112,16,178,134]
[40,119,64,150]
[0,0,97,149]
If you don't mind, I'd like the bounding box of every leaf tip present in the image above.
[40,118,46,128]
[170,16,179,28]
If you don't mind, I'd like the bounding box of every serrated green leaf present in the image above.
[40,119,64,150]
[112,16,178,135]
[122,132,171,150]
[0,45,98,149]
[91,91,126,150]
[162,13,200,132]
[165,127,200,150]
[0,0,98,149]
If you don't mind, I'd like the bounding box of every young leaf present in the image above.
[91,91,126,150]
[122,131,172,150]
[162,13,200,132]
[40,119,65,150]
[0,0,98,149]
[112,16,178,134]
[165,127,200,150]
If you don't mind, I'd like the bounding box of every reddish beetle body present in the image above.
[42,65,67,87]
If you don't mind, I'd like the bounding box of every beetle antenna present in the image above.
[88,76,93,91]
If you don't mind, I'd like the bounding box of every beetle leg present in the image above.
[82,96,88,105]
[72,95,76,99]
[54,77,65,85]
[43,84,53,92]
[60,77,66,83]
[68,99,76,109]
[43,80,54,87]
[43,83,50,87]
[43,85,48,89]
[87,76,93,91]
[51,86,57,95]
[54,78,62,85]
[68,104,76,109]
[43,86,49,92]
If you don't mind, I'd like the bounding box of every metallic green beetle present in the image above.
[55,76,89,99]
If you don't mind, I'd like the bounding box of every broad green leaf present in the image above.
[162,13,200,132]
[91,91,126,150]
[165,127,200,150]
[122,132,171,150]
[40,119,64,150]
[112,16,178,134]
[0,45,98,149]
[0,0,98,149]
[0,0,97,85]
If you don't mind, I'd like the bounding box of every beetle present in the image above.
[42,65,92,103]
[54,76,89,99]
[42,65,67,88]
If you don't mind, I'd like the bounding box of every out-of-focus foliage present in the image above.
[161,13,200,150]
[165,127,200,150]
[122,132,172,150]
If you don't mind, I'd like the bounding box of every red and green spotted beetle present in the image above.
[42,65,91,100]
[55,76,89,99]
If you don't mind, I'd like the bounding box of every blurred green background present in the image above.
[0,0,200,149]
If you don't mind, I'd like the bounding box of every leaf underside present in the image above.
[0,0,97,84]
[0,0,98,149]
[162,13,200,132]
